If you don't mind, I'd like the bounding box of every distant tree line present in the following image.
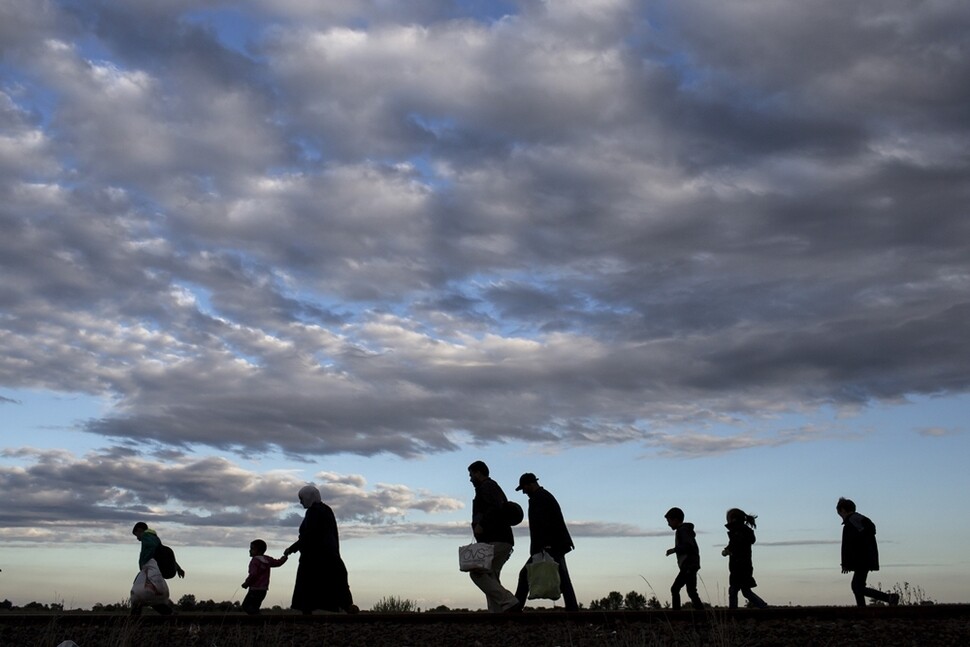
[0,592,664,613]
[587,591,665,611]
[0,600,63,612]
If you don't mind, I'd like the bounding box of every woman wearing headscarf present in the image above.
[283,485,359,614]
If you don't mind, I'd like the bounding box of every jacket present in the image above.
[526,487,574,556]
[138,529,161,568]
[673,523,700,571]
[841,512,879,572]
[471,477,514,544]
[243,555,287,591]
[725,521,756,588]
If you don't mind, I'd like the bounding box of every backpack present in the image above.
[154,544,178,579]
[504,501,524,526]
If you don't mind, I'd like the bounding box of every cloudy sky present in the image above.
[1,0,968,610]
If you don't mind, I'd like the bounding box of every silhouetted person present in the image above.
[467,460,520,612]
[241,539,288,615]
[283,485,359,614]
[130,522,182,615]
[664,507,704,610]
[721,508,768,609]
[837,497,899,606]
[512,473,579,611]
[132,522,185,578]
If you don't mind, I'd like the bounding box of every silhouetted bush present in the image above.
[371,595,418,612]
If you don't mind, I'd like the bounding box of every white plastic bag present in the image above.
[130,558,171,607]
[458,542,494,572]
[527,551,561,600]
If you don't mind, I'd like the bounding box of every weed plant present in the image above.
[371,595,418,613]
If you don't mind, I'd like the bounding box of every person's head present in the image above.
[515,472,540,495]
[467,460,489,485]
[250,539,267,556]
[836,497,856,519]
[131,521,148,540]
[298,484,322,509]
[726,508,757,528]
[664,507,685,529]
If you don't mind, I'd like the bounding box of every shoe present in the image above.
[504,599,525,613]
[889,593,900,606]
[345,604,360,614]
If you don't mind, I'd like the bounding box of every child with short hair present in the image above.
[241,539,288,615]
[664,507,704,610]
[836,497,899,607]
[721,508,768,609]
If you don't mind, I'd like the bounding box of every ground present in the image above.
[2,606,968,646]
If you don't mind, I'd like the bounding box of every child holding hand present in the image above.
[242,539,288,615]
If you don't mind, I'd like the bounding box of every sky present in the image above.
[1,0,968,611]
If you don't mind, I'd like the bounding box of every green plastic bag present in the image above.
[527,551,561,600]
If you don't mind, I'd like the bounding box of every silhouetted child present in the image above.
[836,497,899,607]
[241,539,288,615]
[721,508,768,609]
[664,507,704,610]
[130,521,181,616]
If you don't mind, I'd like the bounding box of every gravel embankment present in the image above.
[2,606,968,646]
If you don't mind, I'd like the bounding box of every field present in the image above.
[2,605,969,646]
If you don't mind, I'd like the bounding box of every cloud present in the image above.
[0,447,462,535]
[757,540,841,547]
[917,427,961,438]
[566,521,669,538]
[0,0,968,461]
[0,447,670,545]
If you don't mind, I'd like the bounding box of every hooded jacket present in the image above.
[673,523,700,571]
[244,554,287,591]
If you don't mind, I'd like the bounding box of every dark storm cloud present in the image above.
[1,1,968,461]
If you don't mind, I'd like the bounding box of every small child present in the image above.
[664,507,704,610]
[836,497,899,607]
[721,508,768,609]
[241,539,288,615]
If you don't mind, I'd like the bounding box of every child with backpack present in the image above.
[130,522,184,615]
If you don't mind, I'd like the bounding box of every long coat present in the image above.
[287,502,353,612]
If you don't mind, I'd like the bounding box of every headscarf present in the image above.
[298,484,322,507]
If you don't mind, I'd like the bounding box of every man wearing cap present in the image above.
[513,473,579,612]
